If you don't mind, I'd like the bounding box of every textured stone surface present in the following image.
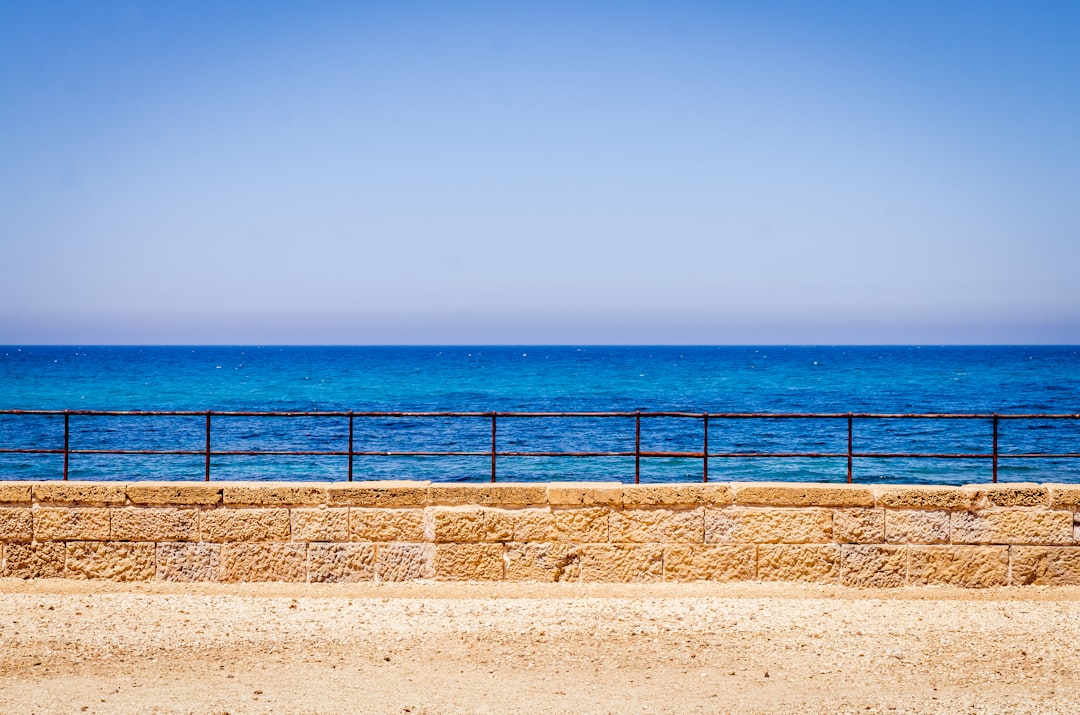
[662,544,755,582]
[509,508,556,542]
[705,508,831,544]
[110,507,199,541]
[34,482,126,505]
[1049,485,1080,510]
[223,484,327,507]
[553,507,609,542]
[733,483,874,507]
[885,510,949,544]
[307,543,376,583]
[326,481,430,507]
[33,507,111,541]
[608,508,704,543]
[1010,546,1080,585]
[429,484,547,506]
[430,507,514,543]
[621,484,732,507]
[220,543,307,582]
[0,507,33,540]
[290,508,349,541]
[504,542,580,582]
[200,508,290,542]
[840,545,907,587]
[579,544,663,582]
[907,546,1009,587]
[757,544,840,583]
[0,483,32,504]
[547,483,623,507]
[434,543,504,581]
[350,508,425,542]
[3,542,65,578]
[875,486,971,510]
[66,542,155,581]
[126,483,221,506]
[156,542,221,582]
[951,510,1073,545]
[376,543,433,582]
[968,484,1048,508]
[833,509,884,543]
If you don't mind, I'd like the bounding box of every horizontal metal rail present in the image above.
[0,410,1077,483]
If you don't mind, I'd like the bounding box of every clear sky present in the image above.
[1,0,1078,344]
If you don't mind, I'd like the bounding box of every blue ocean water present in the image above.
[1,346,1078,484]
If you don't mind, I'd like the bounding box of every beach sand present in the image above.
[1,579,1077,714]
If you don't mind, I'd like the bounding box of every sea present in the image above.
[1,345,1078,485]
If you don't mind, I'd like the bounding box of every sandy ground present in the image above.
[0,580,1078,714]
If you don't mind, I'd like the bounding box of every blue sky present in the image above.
[1,0,1078,344]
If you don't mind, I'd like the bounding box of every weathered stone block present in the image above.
[222,483,327,507]
[1049,485,1080,510]
[705,508,832,544]
[326,481,430,507]
[579,543,663,583]
[34,482,126,505]
[885,510,949,544]
[621,484,732,507]
[908,546,1009,587]
[833,509,884,544]
[547,483,622,507]
[509,508,556,542]
[734,483,874,507]
[220,543,307,582]
[757,544,839,583]
[967,484,1047,508]
[663,544,755,582]
[951,510,1072,545]
[111,507,199,541]
[33,507,110,541]
[429,483,547,506]
[434,543,504,581]
[156,542,221,582]
[66,542,155,581]
[350,508,425,542]
[376,543,433,582]
[0,483,32,504]
[4,542,65,578]
[875,486,971,510]
[308,543,376,583]
[1011,546,1080,585]
[609,508,704,543]
[841,545,906,587]
[290,507,349,542]
[430,507,514,542]
[553,507,608,542]
[504,542,580,582]
[0,507,33,541]
[200,508,290,542]
[126,483,221,506]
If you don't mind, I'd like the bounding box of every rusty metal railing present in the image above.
[0,410,1078,483]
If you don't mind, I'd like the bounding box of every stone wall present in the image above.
[1,481,1079,586]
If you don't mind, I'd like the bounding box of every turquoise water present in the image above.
[1,346,1078,484]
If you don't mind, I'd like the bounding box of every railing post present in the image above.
[992,413,999,483]
[702,413,709,483]
[348,411,354,482]
[634,410,641,484]
[63,410,70,481]
[846,413,853,483]
[205,411,212,481]
[490,412,497,483]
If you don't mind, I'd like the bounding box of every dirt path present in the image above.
[0,580,1078,714]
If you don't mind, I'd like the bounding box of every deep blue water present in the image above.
[1,346,1078,484]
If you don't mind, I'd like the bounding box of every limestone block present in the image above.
[1048,485,1080,510]
[733,483,874,508]
[430,507,514,543]
[621,484,732,507]
[156,543,221,582]
[609,508,704,543]
[833,509,884,544]
[885,510,949,544]
[705,508,831,544]
[376,543,434,582]
[290,507,349,542]
[350,508,425,542]
[841,545,906,587]
[430,483,547,506]
[434,543,504,581]
[111,507,199,542]
[757,544,839,583]
[547,483,623,507]
[0,483,32,504]
[222,483,327,507]
[220,543,307,582]
[553,507,608,542]
[326,481,430,507]
[951,510,1073,545]
[66,542,155,581]
[34,482,126,505]
[967,484,1047,508]
[308,543,376,583]
[0,507,33,541]
[908,546,1008,587]
[4,542,65,578]
[1011,546,1080,586]
[509,508,556,542]
[200,508,290,542]
[579,543,663,583]
[875,486,972,510]
[126,483,222,506]
[663,544,755,582]
[33,507,110,541]
[504,542,580,582]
